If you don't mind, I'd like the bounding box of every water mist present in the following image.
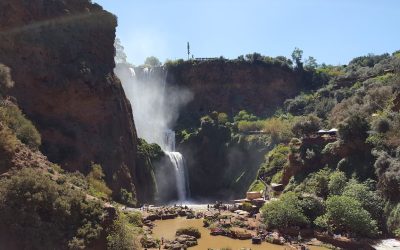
[115,64,192,202]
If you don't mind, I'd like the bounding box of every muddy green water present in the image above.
[152,217,327,250]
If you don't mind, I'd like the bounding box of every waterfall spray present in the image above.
[115,64,192,202]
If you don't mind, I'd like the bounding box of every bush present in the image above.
[292,115,321,137]
[261,192,309,230]
[248,180,266,192]
[0,64,14,95]
[87,163,112,200]
[338,114,370,142]
[328,171,347,195]
[296,168,331,198]
[315,195,379,237]
[120,188,136,207]
[107,213,139,250]
[123,211,143,228]
[0,167,105,249]
[342,180,384,223]
[234,110,258,122]
[387,203,400,237]
[176,227,201,239]
[0,104,41,149]
[258,144,289,184]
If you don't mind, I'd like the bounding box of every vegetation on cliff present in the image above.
[250,51,400,238]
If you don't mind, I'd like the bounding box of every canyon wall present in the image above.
[166,60,305,127]
[0,0,139,199]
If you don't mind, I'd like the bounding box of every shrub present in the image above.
[298,195,325,222]
[0,104,41,149]
[258,144,289,184]
[328,171,347,195]
[123,211,143,228]
[0,167,105,249]
[387,203,400,237]
[315,195,379,237]
[176,227,201,239]
[292,115,321,137]
[87,163,112,200]
[107,213,139,250]
[372,117,391,133]
[217,112,229,124]
[0,64,14,95]
[338,114,370,142]
[234,110,258,122]
[342,180,384,223]
[261,192,309,230]
[296,168,331,198]
[120,188,136,207]
[248,180,266,192]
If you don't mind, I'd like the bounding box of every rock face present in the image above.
[167,61,304,125]
[0,0,138,198]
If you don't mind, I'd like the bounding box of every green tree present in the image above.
[114,38,127,64]
[328,171,347,195]
[292,115,321,137]
[315,195,379,237]
[342,180,384,223]
[144,56,162,67]
[338,114,370,142]
[261,192,309,230]
[291,47,303,69]
[106,213,139,250]
[305,56,318,70]
[0,168,105,249]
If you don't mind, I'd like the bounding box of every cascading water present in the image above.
[115,64,191,202]
[164,129,189,201]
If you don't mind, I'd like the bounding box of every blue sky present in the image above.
[94,0,399,66]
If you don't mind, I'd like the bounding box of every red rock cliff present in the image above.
[166,60,304,122]
[0,0,139,199]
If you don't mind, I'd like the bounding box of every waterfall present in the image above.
[115,64,191,202]
[164,128,189,201]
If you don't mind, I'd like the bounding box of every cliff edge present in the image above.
[0,0,139,199]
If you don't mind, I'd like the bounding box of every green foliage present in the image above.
[176,227,201,238]
[106,212,139,250]
[237,120,264,132]
[271,170,283,184]
[123,211,143,228]
[234,110,258,122]
[291,47,303,69]
[87,163,112,200]
[261,192,309,230]
[328,171,347,195]
[338,114,370,142]
[258,144,289,184]
[373,151,400,201]
[292,114,321,137]
[295,168,331,198]
[387,203,400,237]
[342,179,384,223]
[0,104,41,149]
[248,180,266,192]
[0,167,105,249]
[315,195,379,238]
[144,56,161,67]
[120,188,136,207]
[217,112,229,124]
[298,195,325,222]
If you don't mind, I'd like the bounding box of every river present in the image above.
[152,217,327,250]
